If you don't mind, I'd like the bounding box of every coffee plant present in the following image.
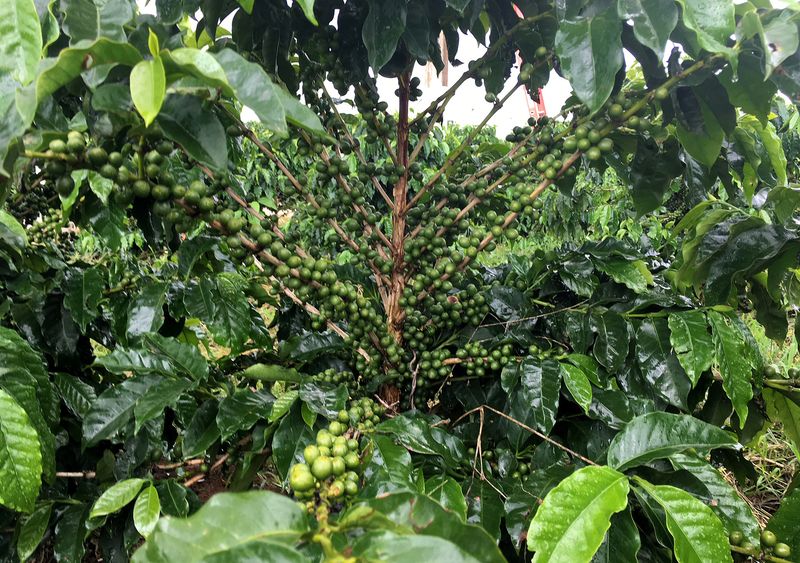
[2,0,800,560]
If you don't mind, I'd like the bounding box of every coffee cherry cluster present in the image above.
[466,447,532,480]
[288,398,384,504]
[457,342,515,377]
[729,529,792,559]
[311,368,356,389]
[26,209,67,246]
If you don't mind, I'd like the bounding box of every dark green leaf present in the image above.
[60,0,132,43]
[126,283,167,339]
[616,0,677,57]
[766,488,800,558]
[182,400,219,458]
[556,7,623,113]
[272,403,313,479]
[668,311,713,385]
[157,94,227,171]
[62,267,104,332]
[348,492,505,563]
[607,412,736,471]
[53,504,89,562]
[17,503,52,560]
[560,363,592,413]
[362,0,408,71]
[593,506,640,563]
[635,318,691,409]
[592,311,629,373]
[134,379,194,433]
[425,475,467,521]
[376,414,467,465]
[216,389,274,441]
[298,382,347,419]
[82,375,161,447]
[55,373,96,418]
[707,311,754,425]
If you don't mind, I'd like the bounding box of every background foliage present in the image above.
[1,0,800,561]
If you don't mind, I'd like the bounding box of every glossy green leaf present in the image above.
[60,0,133,43]
[707,311,754,425]
[347,492,505,563]
[595,258,653,293]
[527,466,630,562]
[634,478,733,563]
[132,491,309,562]
[90,478,146,518]
[216,389,274,441]
[606,412,736,471]
[763,388,800,452]
[298,382,347,419]
[143,333,209,380]
[668,311,713,385]
[163,48,230,93]
[54,373,96,418]
[635,318,692,409]
[82,375,161,447]
[272,403,314,479]
[269,390,299,423]
[361,434,414,495]
[593,506,640,563]
[425,475,468,521]
[560,363,592,413]
[154,480,189,517]
[62,267,104,332]
[182,400,219,458]
[670,453,760,545]
[0,0,42,85]
[616,0,677,57]
[0,327,57,477]
[213,49,322,135]
[157,94,227,171]
[53,504,89,562]
[720,54,777,125]
[17,502,52,560]
[295,0,316,25]
[362,0,408,71]
[133,486,161,537]
[126,283,167,339]
[556,8,623,113]
[501,357,561,445]
[0,389,42,512]
[762,11,799,78]
[184,277,250,352]
[676,98,723,168]
[766,487,800,558]
[0,209,27,250]
[674,0,736,62]
[592,312,629,373]
[134,379,194,433]
[377,413,468,465]
[130,57,166,127]
[352,532,486,563]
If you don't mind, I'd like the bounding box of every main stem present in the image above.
[387,72,411,342]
